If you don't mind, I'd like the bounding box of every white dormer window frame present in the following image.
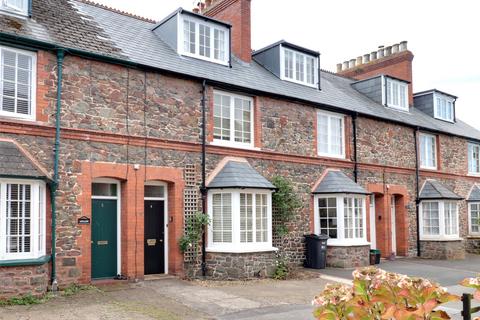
[177,13,230,66]
[0,0,29,16]
[433,92,455,122]
[280,46,318,88]
[382,76,409,112]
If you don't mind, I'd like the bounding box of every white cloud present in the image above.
[90,0,480,129]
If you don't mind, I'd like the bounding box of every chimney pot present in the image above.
[363,54,370,63]
[370,51,377,60]
[392,43,399,54]
[356,56,363,66]
[377,47,384,58]
[336,63,343,72]
[205,0,212,6]
[349,59,356,68]
[385,46,392,56]
[193,7,200,13]
[400,41,408,51]
[343,61,349,70]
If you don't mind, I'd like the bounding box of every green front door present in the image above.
[91,199,117,279]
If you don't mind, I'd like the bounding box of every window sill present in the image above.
[206,246,278,254]
[420,237,463,242]
[327,240,370,247]
[420,167,438,172]
[0,255,50,267]
[210,140,260,151]
[317,153,346,160]
[466,235,480,239]
[467,172,480,177]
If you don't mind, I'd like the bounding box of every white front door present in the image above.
[391,196,396,254]
[369,194,376,249]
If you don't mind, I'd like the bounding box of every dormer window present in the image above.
[385,77,408,111]
[179,15,229,65]
[1,0,28,16]
[280,46,318,87]
[434,93,454,122]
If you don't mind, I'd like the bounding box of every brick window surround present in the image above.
[76,161,185,283]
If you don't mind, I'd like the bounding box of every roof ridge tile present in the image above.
[74,0,157,23]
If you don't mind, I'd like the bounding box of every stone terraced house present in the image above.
[0,0,480,298]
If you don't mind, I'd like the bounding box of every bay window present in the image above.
[281,46,318,87]
[314,194,367,245]
[208,189,273,252]
[0,179,46,261]
[420,200,459,240]
[213,91,253,148]
[180,15,229,65]
[469,143,480,175]
[317,111,345,158]
[0,46,36,120]
[469,202,480,235]
[419,133,437,169]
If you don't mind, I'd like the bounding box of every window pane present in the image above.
[92,183,117,197]
[318,197,337,239]
[5,0,27,11]
[1,50,33,116]
[183,20,196,54]
[471,203,480,233]
[6,184,32,253]
[214,29,225,61]
[284,50,293,79]
[255,194,268,242]
[144,185,165,198]
[306,56,315,85]
[212,193,232,243]
[199,24,211,58]
[233,97,251,144]
[295,53,304,82]
[240,193,253,243]
[213,94,231,141]
[444,202,458,235]
[422,202,440,235]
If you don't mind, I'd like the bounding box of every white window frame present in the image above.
[468,143,480,175]
[419,133,437,170]
[280,45,318,88]
[0,45,36,121]
[177,13,229,66]
[0,179,46,261]
[383,76,409,111]
[419,200,460,240]
[207,188,275,253]
[433,92,455,122]
[313,194,368,246]
[468,202,480,236]
[316,110,345,159]
[211,90,255,149]
[1,0,29,17]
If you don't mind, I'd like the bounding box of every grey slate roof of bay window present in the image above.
[467,185,480,202]
[2,0,480,141]
[207,161,275,190]
[0,141,49,179]
[419,180,463,200]
[312,170,369,195]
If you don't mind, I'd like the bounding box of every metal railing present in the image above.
[462,293,480,320]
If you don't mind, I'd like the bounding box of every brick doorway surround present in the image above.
[367,184,409,258]
[75,161,185,283]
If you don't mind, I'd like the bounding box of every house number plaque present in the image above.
[147,239,157,246]
[97,240,109,246]
[78,216,91,225]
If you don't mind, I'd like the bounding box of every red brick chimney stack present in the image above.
[198,0,252,63]
[337,41,414,105]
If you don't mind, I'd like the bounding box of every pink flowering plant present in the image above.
[313,267,459,320]
[460,275,480,301]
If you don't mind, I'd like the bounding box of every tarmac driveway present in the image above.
[0,275,330,320]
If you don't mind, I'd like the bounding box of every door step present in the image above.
[144,274,176,281]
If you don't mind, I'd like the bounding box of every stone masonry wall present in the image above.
[466,238,480,254]
[326,245,370,268]
[420,240,465,260]
[0,264,49,299]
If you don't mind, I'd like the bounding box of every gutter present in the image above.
[352,112,359,182]
[413,127,421,257]
[200,80,207,278]
[51,49,65,290]
[0,33,479,145]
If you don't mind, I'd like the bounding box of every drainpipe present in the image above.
[352,112,359,182]
[200,80,207,277]
[51,49,65,290]
[413,127,421,257]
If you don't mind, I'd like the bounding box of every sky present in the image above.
[93,0,480,128]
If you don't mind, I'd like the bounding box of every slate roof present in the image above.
[419,180,463,200]
[207,161,275,190]
[312,170,369,195]
[0,0,479,141]
[0,141,49,179]
[467,184,480,202]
